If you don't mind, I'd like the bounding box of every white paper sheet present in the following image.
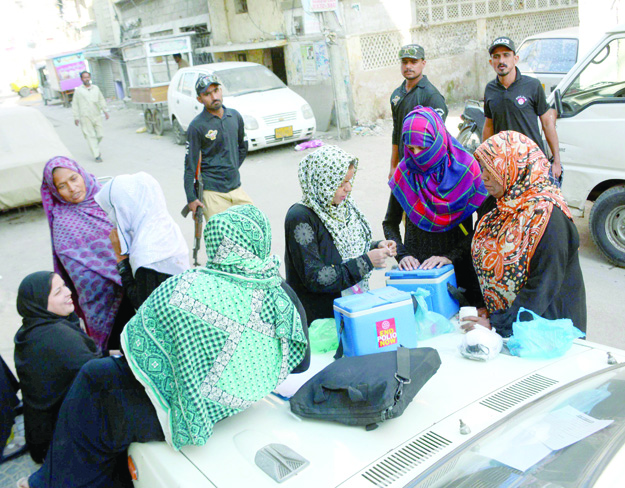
[480,406,613,472]
[539,405,613,451]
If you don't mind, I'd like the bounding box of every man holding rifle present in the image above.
[184,74,252,219]
[183,74,252,263]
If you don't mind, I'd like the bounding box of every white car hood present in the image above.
[224,88,304,119]
[176,334,624,487]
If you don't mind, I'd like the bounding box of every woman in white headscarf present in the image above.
[94,172,190,309]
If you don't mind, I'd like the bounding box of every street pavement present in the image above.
[0,92,623,483]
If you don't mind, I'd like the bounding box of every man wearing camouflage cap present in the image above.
[389,44,448,179]
[184,74,252,220]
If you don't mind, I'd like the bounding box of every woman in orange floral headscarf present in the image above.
[465,131,586,337]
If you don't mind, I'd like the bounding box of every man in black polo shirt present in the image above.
[184,74,252,219]
[389,44,448,179]
[483,36,562,181]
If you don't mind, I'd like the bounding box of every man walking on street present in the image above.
[482,36,562,182]
[389,44,448,179]
[72,71,109,162]
[184,74,253,220]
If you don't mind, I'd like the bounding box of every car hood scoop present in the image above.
[255,443,310,483]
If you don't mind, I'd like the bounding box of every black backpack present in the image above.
[290,347,441,430]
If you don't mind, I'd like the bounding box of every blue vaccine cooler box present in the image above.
[385,264,460,318]
[333,286,417,357]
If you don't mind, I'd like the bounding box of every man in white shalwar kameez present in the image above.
[72,71,109,162]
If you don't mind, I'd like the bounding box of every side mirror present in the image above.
[553,89,563,117]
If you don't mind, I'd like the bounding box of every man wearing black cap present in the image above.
[483,36,562,181]
[389,44,448,180]
[184,74,252,219]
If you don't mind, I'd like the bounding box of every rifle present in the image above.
[181,154,204,266]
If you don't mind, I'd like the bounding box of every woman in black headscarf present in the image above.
[14,271,102,463]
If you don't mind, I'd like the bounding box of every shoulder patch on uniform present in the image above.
[392,95,401,106]
[206,129,218,140]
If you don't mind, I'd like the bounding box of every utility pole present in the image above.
[321,11,352,140]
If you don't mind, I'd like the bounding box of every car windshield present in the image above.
[411,363,625,487]
[216,65,285,96]
[517,38,578,74]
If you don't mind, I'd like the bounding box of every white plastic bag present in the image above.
[458,324,503,361]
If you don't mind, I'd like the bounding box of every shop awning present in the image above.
[196,39,287,54]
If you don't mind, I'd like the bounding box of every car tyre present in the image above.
[589,185,625,267]
[18,86,30,98]
[172,118,185,145]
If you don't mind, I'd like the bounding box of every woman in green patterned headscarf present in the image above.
[285,145,396,323]
[23,205,309,488]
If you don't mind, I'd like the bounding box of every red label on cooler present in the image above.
[376,317,398,348]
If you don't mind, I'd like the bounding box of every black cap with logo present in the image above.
[488,36,516,55]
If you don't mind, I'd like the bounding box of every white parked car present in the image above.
[517,27,580,95]
[167,62,316,150]
[127,332,625,487]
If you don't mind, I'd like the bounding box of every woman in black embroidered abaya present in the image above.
[14,271,101,463]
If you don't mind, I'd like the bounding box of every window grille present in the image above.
[416,0,578,24]
[360,32,402,71]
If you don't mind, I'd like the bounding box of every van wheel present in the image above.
[18,86,30,97]
[172,119,185,145]
[589,186,625,267]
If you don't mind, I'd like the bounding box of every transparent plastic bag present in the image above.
[412,289,454,341]
[309,318,339,354]
[507,307,585,359]
[458,324,503,361]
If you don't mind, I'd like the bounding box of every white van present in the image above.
[517,27,580,95]
[551,23,625,266]
[167,62,316,151]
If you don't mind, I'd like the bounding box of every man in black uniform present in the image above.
[185,74,253,219]
[483,36,562,181]
[389,44,448,179]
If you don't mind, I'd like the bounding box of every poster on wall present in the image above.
[309,0,338,12]
[301,44,317,81]
[314,41,330,79]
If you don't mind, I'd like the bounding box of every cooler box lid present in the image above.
[385,264,454,280]
[333,286,411,313]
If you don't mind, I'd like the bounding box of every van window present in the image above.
[561,37,625,115]
[517,38,578,74]
[216,65,285,97]
[180,72,197,97]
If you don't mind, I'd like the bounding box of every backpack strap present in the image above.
[394,346,411,402]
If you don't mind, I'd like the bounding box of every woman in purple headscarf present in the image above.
[383,106,490,306]
[41,156,130,350]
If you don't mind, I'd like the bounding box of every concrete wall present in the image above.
[345,0,579,122]
[114,0,209,36]
[93,0,121,46]
[210,0,285,45]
